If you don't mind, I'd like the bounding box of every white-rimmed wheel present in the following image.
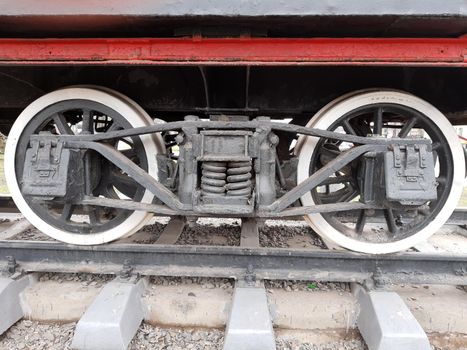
[297,90,464,254]
[5,87,164,245]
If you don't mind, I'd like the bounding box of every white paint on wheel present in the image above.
[297,90,465,254]
[5,87,161,245]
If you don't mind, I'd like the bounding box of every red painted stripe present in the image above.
[0,37,465,66]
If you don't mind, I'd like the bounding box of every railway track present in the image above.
[0,214,466,285]
[1,235,466,286]
[0,4,464,349]
[0,215,466,349]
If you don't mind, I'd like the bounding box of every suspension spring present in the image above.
[201,161,227,196]
[226,161,252,197]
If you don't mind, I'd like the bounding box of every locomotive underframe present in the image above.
[0,35,464,251]
[22,117,436,218]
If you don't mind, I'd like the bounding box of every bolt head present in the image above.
[268,133,279,145]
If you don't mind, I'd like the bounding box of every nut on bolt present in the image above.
[268,133,279,146]
[6,256,17,274]
[119,259,133,279]
[175,133,185,144]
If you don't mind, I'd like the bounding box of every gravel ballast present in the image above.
[1,320,466,349]
[8,216,326,250]
[1,218,466,349]
[0,320,366,350]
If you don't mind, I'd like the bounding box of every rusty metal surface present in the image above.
[0,1,465,38]
[0,239,466,285]
[0,38,465,66]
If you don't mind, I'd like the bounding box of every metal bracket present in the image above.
[25,119,434,216]
[6,256,17,275]
[454,266,467,277]
[0,256,23,280]
[22,133,84,200]
[243,264,257,287]
[372,267,391,290]
[118,259,139,282]
[384,144,437,205]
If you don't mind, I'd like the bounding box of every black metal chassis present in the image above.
[29,119,431,218]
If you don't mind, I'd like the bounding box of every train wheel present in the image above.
[68,85,166,239]
[297,90,464,254]
[5,87,163,245]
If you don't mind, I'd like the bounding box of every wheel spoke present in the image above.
[102,185,120,199]
[432,142,441,152]
[120,138,134,147]
[53,113,74,135]
[88,207,101,225]
[436,176,447,185]
[60,203,75,221]
[121,148,137,159]
[81,109,93,134]
[418,207,431,216]
[432,151,439,167]
[320,175,354,186]
[373,107,383,135]
[337,188,358,202]
[355,209,367,234]
[109,170,139,198]
[342,120,357,136]
[107,122,121,133]
[398,116,417,138]
[384,209,398,235]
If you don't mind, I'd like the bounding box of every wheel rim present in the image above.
[297,90,464,253]
[5,87,161,245]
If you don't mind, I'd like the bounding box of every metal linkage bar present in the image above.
[66,133,388,215]
[30,120,431,146]
[266,144,384,212]
[80,197,179,215]
[260,202,378,217]
[67,141,185,210]
[81,196,376,217]
[337,207,467,226]
[0,241,466,285]
[33,120,426,215]
[0,37,465,67]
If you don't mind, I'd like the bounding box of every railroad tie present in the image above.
[223,218,276,350]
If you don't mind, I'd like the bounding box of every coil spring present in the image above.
[226,161,252,197]
[200,160,253,198]
[201,162,227,196]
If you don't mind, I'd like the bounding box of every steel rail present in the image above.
[0,240,466,285]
